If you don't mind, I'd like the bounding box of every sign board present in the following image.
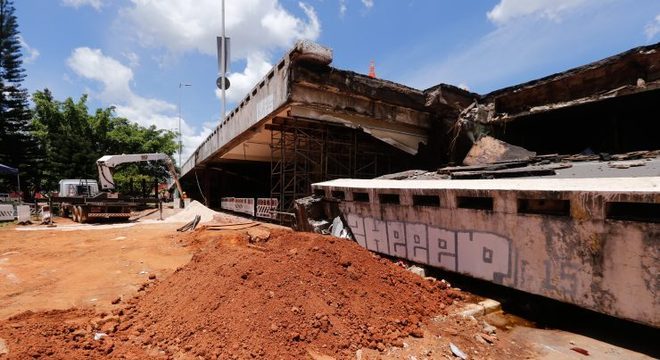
[0,204,14,221]
[233,198,255,216]
[256,198,278,219]
[17,205,30,224]
[221,197,257,217]
[221,197,235,212]
[40,205,51,223]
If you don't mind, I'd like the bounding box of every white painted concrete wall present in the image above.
[313,179,659,327]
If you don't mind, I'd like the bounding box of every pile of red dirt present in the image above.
[0,229,463,359]
[119,230,462,359]
[0,309,153,359]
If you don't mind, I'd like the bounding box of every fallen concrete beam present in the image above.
[312,177,660,327]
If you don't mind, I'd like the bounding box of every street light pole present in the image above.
[221,0,226,124]
[178,82,192,167]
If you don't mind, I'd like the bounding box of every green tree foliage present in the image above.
[0,0,35,194]
[31,90,178,194]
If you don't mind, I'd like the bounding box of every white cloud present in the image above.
[487,0,590,25]
[339,0,373,17]
[18,36,40,64]
[120,0,319,59]
[645,14,660,39]
[123,51,140,68]
[61,0,104,10]
[66,47,209,165]
[216,53,273,104]
[402,0,638,93]
[67,48,133,103]
[107,1,322,160]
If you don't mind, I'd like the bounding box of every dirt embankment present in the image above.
[0,228,526,359]
[119,230,461,359]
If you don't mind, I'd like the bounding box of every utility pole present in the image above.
[221,0,226,124]
[178,82,192,167]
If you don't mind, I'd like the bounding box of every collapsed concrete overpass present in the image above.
[180,40,660,213]
[178,40,659,327]
[179,41,472,211]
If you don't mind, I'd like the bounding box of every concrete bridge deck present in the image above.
[181,41,467,176]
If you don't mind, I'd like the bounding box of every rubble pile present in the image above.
[0,229,463,359]
[164,200,220,223]
[120,230,462,359]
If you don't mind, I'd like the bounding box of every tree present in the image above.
[31,90,178,194]
[0,0,34,194]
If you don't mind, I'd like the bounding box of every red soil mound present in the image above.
[120,230,462,359]
[0,309,152,359]
[0,229,462,359]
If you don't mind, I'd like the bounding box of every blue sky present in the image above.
[15,0,660,164]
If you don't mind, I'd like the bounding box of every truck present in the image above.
[52,153,182,223]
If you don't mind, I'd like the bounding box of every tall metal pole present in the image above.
[16,172,21,205]
[178,83,191,167]
[178,83,182,167]
[221,0,226,124]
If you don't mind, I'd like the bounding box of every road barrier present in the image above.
[221,197,278,219]
[0,204,14,221]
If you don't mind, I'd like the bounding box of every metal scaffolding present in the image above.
[269,117,408,212]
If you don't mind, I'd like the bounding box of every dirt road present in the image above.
[0,220,191,319]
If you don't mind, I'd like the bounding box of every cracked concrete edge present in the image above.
[441,298,502,320]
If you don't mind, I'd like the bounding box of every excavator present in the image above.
[54,153,182,223]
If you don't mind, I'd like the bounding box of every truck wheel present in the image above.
[73,206,81,223]
[79,208,89,223]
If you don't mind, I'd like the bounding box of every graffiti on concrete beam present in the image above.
[346,214,513,284]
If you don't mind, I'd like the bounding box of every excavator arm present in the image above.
[96,153,183,196]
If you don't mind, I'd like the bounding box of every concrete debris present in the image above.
[330,217,350,239]
[407,265,426,278]
[475,334,489,345]
[247,228,271,243]
[292,40,332,65]
[433,150,659,180]
[448,163,570,179]
[449,342,468,359]
[355,349,363,360]
[482,321,497,335]
[308,219,331,234]
[463,136,536,166]
[0,338,8,356]
[376,170,429,180]
[610,150,659,160]
[456,299,502,318]
[480,334,497,344]
[608,160,647,169]
[375,169,448,180]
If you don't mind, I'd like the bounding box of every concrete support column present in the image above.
[203,167,212,208]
